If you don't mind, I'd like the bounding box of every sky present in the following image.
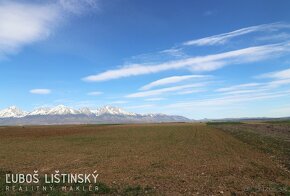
[1,0,290,119]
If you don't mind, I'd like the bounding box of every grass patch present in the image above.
[84,123,123,127]
[122,185,153,195]
[206,121,244,125]
[211,125,290,170]
[265,120,290,124]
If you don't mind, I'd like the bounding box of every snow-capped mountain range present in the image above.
[0,105,189,125]
[0,105,136,118]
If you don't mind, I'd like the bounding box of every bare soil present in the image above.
[0,123,289,195]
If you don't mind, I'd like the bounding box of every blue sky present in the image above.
[1,0,290,119]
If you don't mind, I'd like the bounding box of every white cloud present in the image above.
[215,83,262,92]
[166,90,290,108]
[160,48,185,57]
[257,68,290,80]
[145,98,166,101]
[257,33,290,42]
[83,42,290,82]
[0,0,100,58]
[183,22,290,46]
[266,78,290,88]
[58,0,99,14]
[30,89,51,95]
[88,91,103,96]
[126,83,206,98]
[140,75,208,90]
[214,76,290,98]
[177,89,205,95]
[0,2,60,57]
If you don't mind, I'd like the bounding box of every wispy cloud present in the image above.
[215,83,262,92]
[83,42,290,82]
[267,78,290,87]
[183,22,290,46]
[214,74,290,98]
[166,90,290,108]
[140,75,208,90]
[177,89,205,95]
[257,68,290,79]
[220,89,269,96]
[58,0,99,14]
[257,33,290,42]
[145,98,166,101]
[126,83,206,98]
[88,91,103,96]
[160,48,185,57]
[30,89,51,95]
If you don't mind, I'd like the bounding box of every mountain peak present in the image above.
[28,107,51,116]
[79,107,93,115]
[0,106,27,118]
[9,106,17,109]
[97,105,136,116]
[48,105,79,115]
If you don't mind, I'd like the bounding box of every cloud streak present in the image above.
[83,42,290,82]
[88,91,103,96]
[183,22,290,46]
[257,68,290,80]
[166,90,290,108]
[126,83,206,98]
[145,98,166,101]
[215,83,262,92]
[140,75,208,90]
[58,0,99,14]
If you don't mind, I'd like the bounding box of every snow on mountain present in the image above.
[47,105,80,115]
[28,107,51,116]
[79,107,93,115]
[144,113,167,117]
[0,106,27,118]
[96,105,136,116]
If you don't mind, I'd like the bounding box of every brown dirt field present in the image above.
[0,123,289,195]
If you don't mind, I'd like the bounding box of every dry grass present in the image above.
[0,123,289,195]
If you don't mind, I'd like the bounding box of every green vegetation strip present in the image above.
[210,125,290,170]
[206,121,244,125]
[265,120,290,124]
